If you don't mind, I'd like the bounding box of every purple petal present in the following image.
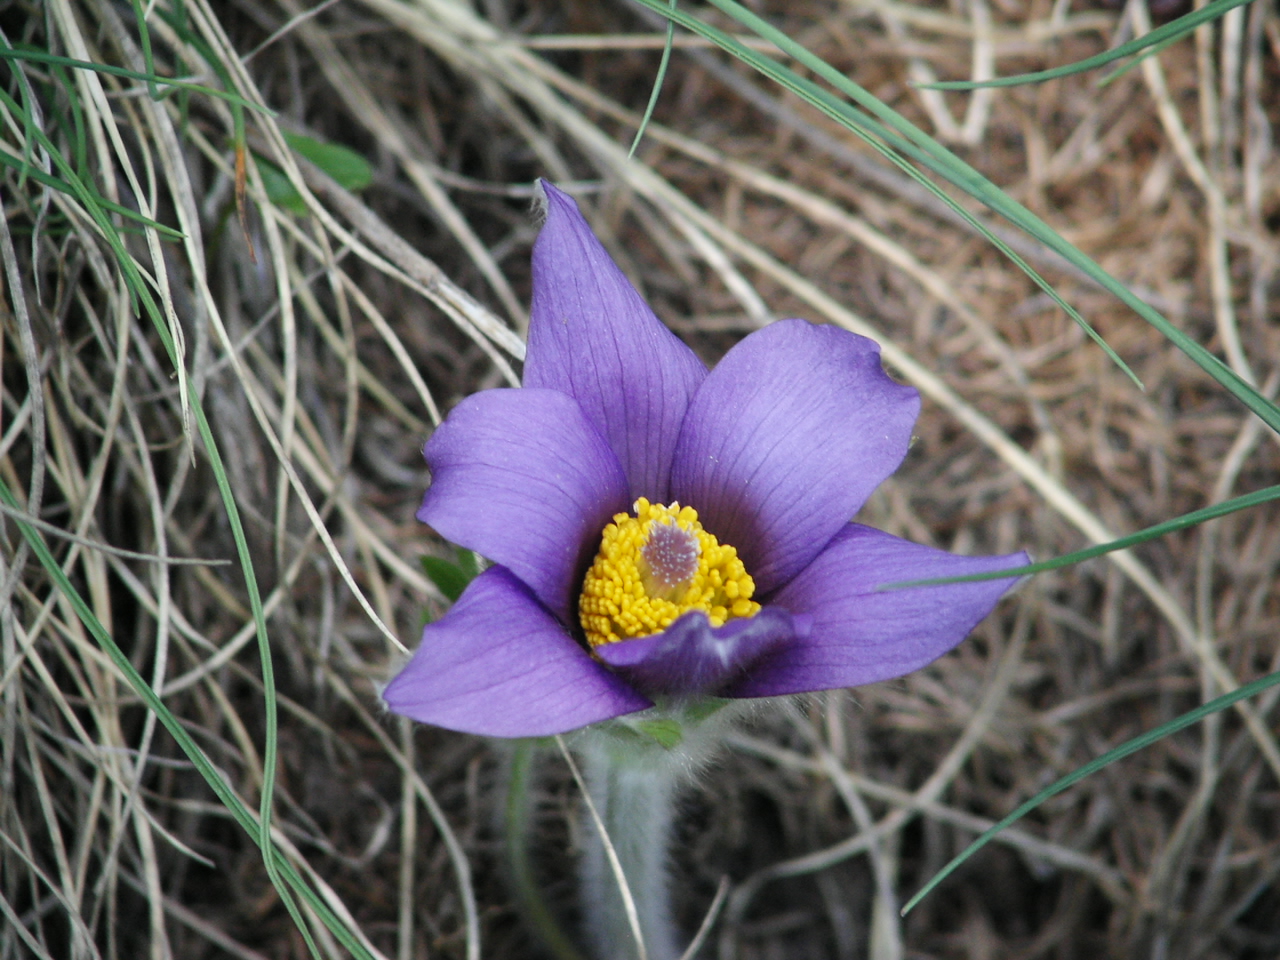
[384,567,651,737]
[594,607,807,698]
[419,388,627,622]
[670,319,920,594]
[729,524,1027,698]
[524,182,707,503]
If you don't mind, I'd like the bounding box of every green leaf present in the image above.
[456,547,480,580]
[255,133,372,214]
[682,697,730,724]
[421,551,477,602]
[255,157,307,214]
[284,132,372,191]
[634,718,685,749]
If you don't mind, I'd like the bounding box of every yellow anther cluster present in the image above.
[579,498,760,648]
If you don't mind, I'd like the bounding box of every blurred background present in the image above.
[2,1,1278,958]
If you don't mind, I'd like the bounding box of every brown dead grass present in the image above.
[3,0,1279,959]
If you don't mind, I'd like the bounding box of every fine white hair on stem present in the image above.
[556,734,650,960]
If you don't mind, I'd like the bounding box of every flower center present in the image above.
[579,498,761,648]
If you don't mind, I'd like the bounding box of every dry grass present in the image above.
[3,0,1279,958]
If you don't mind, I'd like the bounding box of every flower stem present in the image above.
[575,737,685,960]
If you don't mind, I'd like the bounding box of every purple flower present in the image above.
[384,183,1027,738]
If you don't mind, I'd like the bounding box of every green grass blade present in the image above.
[0,45,269,112]
[47,60,90,180]
[129,0,162,100]
[882,484,1280,589]
[0,67,329,958]
[901,664,1280,914]
[630,0,1138,385]
[145,4,253,247]
[632,0,1280,435]
[698,0,1268,412]
[121,5,296,939]
[0,150,185,237]
[924,0,1254,90]
[629,0,678,159]
[0,478,378,960]
[7,43,42,192]
[1095,30,1186,87]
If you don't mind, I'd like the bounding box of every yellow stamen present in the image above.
[579,498,761,647]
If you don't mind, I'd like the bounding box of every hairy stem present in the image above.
[577,740,685,960]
